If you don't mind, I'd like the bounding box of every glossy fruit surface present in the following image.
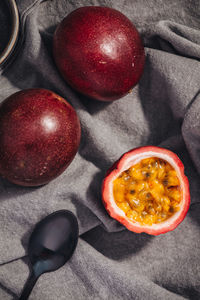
[102,146,190,235]
[0,89,81,186]
[53,6,145,101]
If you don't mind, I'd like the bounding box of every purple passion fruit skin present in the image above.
[53,6,145,101]
[0,88,81,186]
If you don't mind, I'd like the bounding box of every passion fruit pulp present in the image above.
[102,146,190,235]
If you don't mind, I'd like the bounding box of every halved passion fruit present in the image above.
[102,146,190,235]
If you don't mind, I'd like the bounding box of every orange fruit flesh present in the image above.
[113,157,182,225]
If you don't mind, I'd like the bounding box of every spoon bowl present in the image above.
[19,210,79,300]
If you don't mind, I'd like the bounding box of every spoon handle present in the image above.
[19,271,39,300]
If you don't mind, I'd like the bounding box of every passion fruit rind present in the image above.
[102,146,190,235]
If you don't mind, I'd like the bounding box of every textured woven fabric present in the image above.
[0,0,200,299]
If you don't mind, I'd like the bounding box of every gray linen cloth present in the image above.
[0,0,200,299]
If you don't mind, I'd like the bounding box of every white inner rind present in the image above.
[108,152,186,230]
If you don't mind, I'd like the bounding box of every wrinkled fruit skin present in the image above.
[53,6,145,101]
[102,146,190,235]
[0,89,81,186]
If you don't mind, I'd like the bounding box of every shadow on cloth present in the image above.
[143,32,178,56]
[77,92,112,115]
[0,178,38,203]
[84,170,124,233]
[39,24,57,51]
[188,202,200,228]
[81,225,153,260]
[70,171,117,230]
[138,53,180,146]
[21,226,35,251]
[0,282,18,300]
[153,266,200,300]
[2,25,62,93]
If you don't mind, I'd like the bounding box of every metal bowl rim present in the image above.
[0,0,19,66]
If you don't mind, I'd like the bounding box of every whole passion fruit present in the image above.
[0,89,81,186]
[53,6,145,101]
[102,146,190,235]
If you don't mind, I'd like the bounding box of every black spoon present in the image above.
[19,210,79,300]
